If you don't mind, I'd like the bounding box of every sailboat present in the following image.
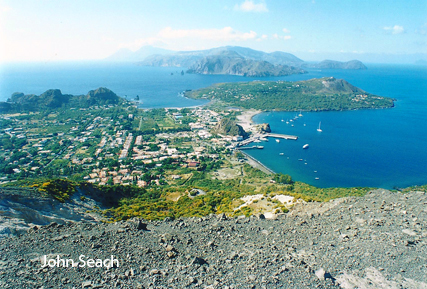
[317,121,322,132]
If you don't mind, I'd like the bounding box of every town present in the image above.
[0,102,262,187]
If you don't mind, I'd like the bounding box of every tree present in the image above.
[274,173,293,184]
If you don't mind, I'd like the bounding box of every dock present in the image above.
[238,145,264,150]
[265,133,298,140]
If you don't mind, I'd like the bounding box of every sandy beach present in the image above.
[236,109,262,132]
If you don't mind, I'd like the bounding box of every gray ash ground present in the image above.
[1,189,426,288]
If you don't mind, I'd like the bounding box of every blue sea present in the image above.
[1,61,426,189]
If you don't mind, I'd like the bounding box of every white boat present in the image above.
[286,119,289,124]
[298,111,303,117]
[317,122,322,132]
[303,144,309,149]
[276,139,280,143]
[279,152,284,155]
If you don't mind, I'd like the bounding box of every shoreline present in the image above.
[236,109,263,132]
[236,109,279,175]
[237,149,275,175]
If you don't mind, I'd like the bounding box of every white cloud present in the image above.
[383,25,405,34]
[257,34,268,41]
[272,33,291,40]
[234,0,268,13]
[119,27,258,51]
[282,28,290,33]
[158,27,257,41]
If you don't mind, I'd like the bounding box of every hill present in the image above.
[1,87,122,112]
[186,50,306,77]
[212,117,248,137]
[139,46,305,69]
[306,60,367,70]
[186,77,394,111]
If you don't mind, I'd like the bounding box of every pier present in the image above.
[238,145,264,150]
[237,133,298,147]
[265,133,298,140]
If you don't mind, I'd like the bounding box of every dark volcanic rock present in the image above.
[256,123,271,133]
[0,189,426,288]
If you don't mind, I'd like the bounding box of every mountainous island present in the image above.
[104,45,367,77]
[186,77,394,111]
[0,87,123,113]
[186,50,306,77]
[304,59,367,70]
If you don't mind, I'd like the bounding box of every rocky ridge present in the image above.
[0,189,426,288]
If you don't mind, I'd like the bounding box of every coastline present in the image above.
[236,109,263,132]
[236,109,280,175]
[238,149,275,175]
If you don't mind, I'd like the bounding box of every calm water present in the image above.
[0,61,291,107]
[248,65,427,189]
[0,61,426,188]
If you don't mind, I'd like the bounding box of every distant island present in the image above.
[109,45,368,77]
[0,87,123,113]
[186,50,306,77]
[186,77,394,111]
[304,60,367,70]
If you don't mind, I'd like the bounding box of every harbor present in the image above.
[237,133,298,147]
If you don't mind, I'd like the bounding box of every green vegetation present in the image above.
[1,87,123,113]
[187,77,394,111]
[31,179,77,202]
[273,173,293,185]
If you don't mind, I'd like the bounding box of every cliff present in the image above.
[213,118,248,137]
[1,87,122,112]
[186,51,306,77]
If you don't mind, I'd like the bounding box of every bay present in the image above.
[0,61,426,189]
[247,64,427,189]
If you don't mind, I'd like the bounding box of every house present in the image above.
[188,161,200,168]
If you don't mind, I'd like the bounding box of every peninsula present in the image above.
[185,77,394,111]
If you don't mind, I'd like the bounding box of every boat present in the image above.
[279,153,284,155]
[281,119,284,122]
[317,121,322,132]
[299,110,303,117]
[276,139,280,143]
[260,137,268,141]
[254,139,261,143]
[256,146,264,149]
[315,177,320,180]
[303,144,309,149]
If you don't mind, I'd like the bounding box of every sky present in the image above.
[0,0,426,62]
